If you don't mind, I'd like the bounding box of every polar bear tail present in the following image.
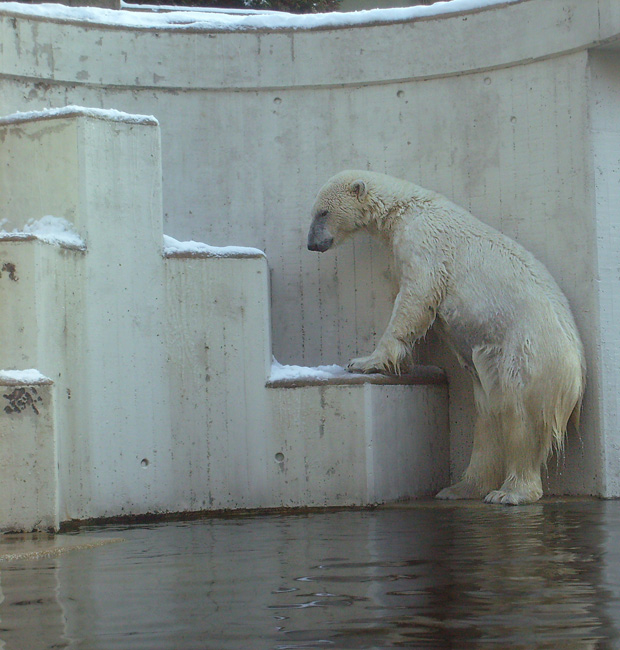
[541,348,585,458]
[568,391,583,432]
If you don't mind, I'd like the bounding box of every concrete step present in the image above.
[267,367,449,506]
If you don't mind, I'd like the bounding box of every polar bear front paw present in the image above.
[346,355,388,374]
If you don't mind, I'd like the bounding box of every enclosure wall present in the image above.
[1,0,619,495]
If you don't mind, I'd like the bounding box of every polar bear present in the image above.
[307,170,585,505]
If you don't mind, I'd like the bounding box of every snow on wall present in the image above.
[0,369,51,384]
[0,1,521,32]
[0,105,158,126]
[0,216,86,250]
[163,234,264,258]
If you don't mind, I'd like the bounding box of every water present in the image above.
[0,500,619,649]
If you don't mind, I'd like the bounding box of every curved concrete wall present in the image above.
[1,0,620,496]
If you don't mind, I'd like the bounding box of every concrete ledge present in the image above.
[1,1,619,90]
[0,234,87,253]
[266,365,446,388]
[164,250,266,259]
[163,234,266,259]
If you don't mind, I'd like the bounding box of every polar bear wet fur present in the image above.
[307,170,585,505]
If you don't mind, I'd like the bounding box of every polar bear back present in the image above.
[392,185,584,388]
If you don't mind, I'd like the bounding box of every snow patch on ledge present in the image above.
[0,369,52,385]
[268,358,447,387]
[270,359,349,383]
[0,105,158,127]
[122,2,282,16]
[0,216,86,250]
[163,234,265,259]
[0,1,522,32]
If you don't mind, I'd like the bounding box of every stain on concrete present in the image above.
[1,263,18,281]
[3,387,42,415]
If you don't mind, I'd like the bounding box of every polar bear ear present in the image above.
[350,179,368,201]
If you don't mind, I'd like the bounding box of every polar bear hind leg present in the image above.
[436,385,505,501]
[483,405,545,505]
[484,349,584,505]
[438,401,545,506]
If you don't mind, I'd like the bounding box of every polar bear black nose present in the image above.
[308,236,334,252]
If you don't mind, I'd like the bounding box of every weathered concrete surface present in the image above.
[0,532,123,561]
[0,0,619,498]
[164,253,274,512]
[0,112,174,523]
[588,50,620,497]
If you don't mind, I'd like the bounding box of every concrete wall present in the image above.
[0,0,619,499]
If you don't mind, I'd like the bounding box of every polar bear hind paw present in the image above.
[483,488,542,506]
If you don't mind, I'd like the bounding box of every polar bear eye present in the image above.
[319,210,328,219]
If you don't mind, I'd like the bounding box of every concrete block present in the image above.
[269,383,372,506]
[0,372,57,532]
[366,382,450,503]
[267,371,449,507]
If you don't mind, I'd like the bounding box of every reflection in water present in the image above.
[0,501,618,649]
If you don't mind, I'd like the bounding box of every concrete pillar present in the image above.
[164,251,273,511]
[0,109,172,520]
[589,50,620,497]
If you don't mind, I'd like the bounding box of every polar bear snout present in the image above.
[307,216,334,252]
[308,235,334,252]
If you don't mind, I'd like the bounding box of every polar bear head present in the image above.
[307,170,372,252]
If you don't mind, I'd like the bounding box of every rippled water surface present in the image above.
[1,500,620,649]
